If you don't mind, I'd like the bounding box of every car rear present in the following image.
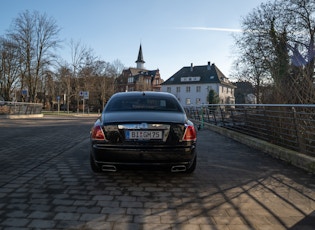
[90,92,197,172]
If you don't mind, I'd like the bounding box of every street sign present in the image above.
[79,91,89,99]
[83,91,89,99]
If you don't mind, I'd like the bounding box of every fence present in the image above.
[0,101,42,115]
[185,104,315,157]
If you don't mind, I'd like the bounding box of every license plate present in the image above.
[125,130,162,140]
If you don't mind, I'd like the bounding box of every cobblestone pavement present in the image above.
[0,115,314,230]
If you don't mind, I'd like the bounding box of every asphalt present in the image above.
[0,115,314,230]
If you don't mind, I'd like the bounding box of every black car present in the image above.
[90,91,197,173]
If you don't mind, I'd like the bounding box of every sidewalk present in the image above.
[0,117,314,229]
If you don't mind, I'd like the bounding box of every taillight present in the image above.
[182,125,197,141]
[91,125,105,140]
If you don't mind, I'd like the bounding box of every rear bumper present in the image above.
[91,144,196,168]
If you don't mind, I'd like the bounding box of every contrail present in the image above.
[176,26,243,33]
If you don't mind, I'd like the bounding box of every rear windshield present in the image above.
[105,96,183,112]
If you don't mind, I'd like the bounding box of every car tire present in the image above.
[186,155,197,173]
[90,152,101,173]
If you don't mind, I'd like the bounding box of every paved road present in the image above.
[0,115,314,230]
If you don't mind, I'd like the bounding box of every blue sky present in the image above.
[0,0,270,80]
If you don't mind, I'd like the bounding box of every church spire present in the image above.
[136,44,145,69]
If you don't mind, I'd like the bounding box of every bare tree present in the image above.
[58,40,125,113]
[79,59,124,111]
[107,59,125,95]
[0,37,21,101]
[233,0,315,104]
[65,39,98,112]
[111,59,125,78]
[8,10,60,102]
[55,64,72,110]
[64,39,87,112]
[89,60,113,109]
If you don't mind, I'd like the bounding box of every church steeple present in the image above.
[135,44,145,69]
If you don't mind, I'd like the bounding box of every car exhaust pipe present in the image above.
[102,165,117,172]
[171,165,187,172]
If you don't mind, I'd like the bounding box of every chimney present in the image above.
[207,61,211,70]
[190,63,193,72]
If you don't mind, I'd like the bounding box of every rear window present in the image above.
[105,96,183,112]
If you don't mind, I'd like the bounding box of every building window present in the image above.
[176,87,180,93]
[146,78,150,84]
[196,98,201,104]
[155,79,159,85]
[186,86,190,93]
[128,77,134,83]
[186,98,191,105]
[196,86,201,92]
[167,87,171,93]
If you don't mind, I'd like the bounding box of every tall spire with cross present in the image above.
[135,44,145,69]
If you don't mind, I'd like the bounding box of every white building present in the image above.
[161,62,236,106]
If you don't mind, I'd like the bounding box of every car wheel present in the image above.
[186,155,197,173]
[90,153,101,173]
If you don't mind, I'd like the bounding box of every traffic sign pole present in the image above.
[57,96,60,114]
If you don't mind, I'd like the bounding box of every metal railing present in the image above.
[0,101,42,115]
[185,104,315,157]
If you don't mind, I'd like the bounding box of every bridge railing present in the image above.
[185,104,315,157]
[0,101,42,115]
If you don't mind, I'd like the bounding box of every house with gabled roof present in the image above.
[115,44,163,92]
[161,62,236,106]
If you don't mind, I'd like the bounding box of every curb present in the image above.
[0,114,44,119]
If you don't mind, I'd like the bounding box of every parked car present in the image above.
[89,91,197,173]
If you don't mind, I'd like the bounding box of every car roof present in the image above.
[111,91,175,98]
